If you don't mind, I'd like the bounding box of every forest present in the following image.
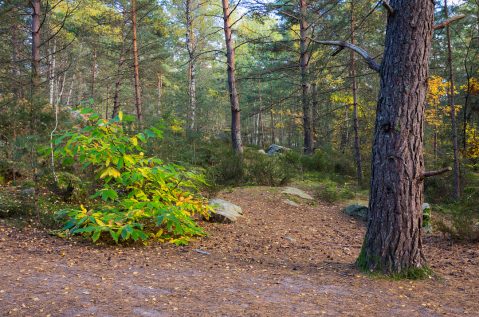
[0,0,478,315]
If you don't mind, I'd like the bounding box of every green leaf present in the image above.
[92,230,101,242]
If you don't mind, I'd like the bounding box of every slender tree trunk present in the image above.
[360,0,434,274]
[67,74,75,106]
[311,82,319,147]
[91,47,97,100]
[300,0,313,154]
[222,0,243,153]
[270,109,275,144]
[186,0,197,131]
[257,80,264,147]
[444,0,461,200]
[30,0,42,218]
[112,33,126,119]
[350,0,363,185]
[131,0,143,127]
[49,40,57,105]
[157,72,163,116]
[11,22,22,99]
[56,72,66,106]
[31,0,41,90]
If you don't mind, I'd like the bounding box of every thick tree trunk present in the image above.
[359,0,434,273]
[186,0,197,131]
[300,0,313,154]
[444,0,461,200]
[131,0,143,127]
[350,0,363,185]
[222,0,243,153]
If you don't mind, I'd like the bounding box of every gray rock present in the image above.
[281,187,314,200]
[266,144,290,155]
[343,204,368,221]
[422,203,432,233]
[20,187,35,198]
[284,199,299,207]
[208,198,243,223]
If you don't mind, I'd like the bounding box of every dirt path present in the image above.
[0,187,478,316]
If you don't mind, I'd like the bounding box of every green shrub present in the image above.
[316,179,355,203]
[53,109,212,245]
[435,206,479,241]
[247,151,293,186]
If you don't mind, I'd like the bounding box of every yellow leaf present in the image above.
[118,111,123,121]
[130,136,138,146]
[100,167,121,179]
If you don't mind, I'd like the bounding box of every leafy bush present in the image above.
[315,179,355,203]
[435,206,479,242]
[53,109,211,245]
[0,189,25,218]
[205,148,296,187]
[247,151,293,186]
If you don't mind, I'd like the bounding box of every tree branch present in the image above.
[309,39,380,72]
[422,167,452,179]
[382,0,394,15]
[433,15,466,30]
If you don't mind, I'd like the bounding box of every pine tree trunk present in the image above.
[186,0,197,131]
[350,0,363,185]
[222,0,243,153]
[444,0,461,200]
[131,0,143,128]
[112,30,126,119]
[300,0,313,154]
[31,0,41,90]
[157,72,163,116]
[359,0,434,274]
[311,83,319,147]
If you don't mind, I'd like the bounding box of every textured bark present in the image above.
[186,0,197,131]
[350,0,363,185]
[31,0,41,89]
[222,0,243,153]
[131,0,143,127]
[360,0,434,273]
[299,0,313,154]
[444,0,461,200]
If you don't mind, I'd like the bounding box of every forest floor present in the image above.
[0,186,478,317]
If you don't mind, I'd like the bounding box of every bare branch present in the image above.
[433,15,466,30]
[422,167,452,179]
[309,39,381,72]
[382,0,394,15]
